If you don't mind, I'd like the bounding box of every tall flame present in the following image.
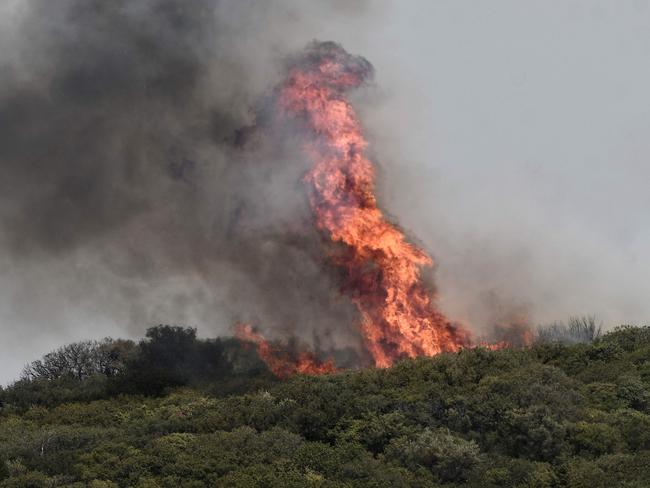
[276,42,471,368]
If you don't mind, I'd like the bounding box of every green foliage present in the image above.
[1,326,275,410]
[0,325,649,486]
[384,427,480,481]
[569,421,623,456]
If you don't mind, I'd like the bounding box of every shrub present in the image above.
[385,427,480,482]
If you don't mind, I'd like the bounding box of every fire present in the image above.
[275,42,472,368]
[477,314,535,351]
[234,323,337,379]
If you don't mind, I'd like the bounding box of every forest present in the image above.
[1,322,649,487]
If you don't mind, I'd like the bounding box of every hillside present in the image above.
[1,325,650,487]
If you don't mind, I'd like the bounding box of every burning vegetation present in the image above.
[234,324,336,379]
[236,42,475,376]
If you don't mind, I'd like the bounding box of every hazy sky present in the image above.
[351,1,650,330]
[1,1,649,385]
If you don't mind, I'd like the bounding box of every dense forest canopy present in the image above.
[1,323,649,487]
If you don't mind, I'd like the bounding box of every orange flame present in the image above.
[234,323,337,379]
[276,42,471,368]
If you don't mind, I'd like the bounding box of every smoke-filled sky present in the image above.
[1,0,649,384]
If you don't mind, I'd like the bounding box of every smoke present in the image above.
[355,1,650,336]
[2,1,649,383]
[0,0,381,383]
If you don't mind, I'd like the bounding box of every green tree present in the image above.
[385,427,480,482]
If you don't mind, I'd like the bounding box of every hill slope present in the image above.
[1,326,650,487]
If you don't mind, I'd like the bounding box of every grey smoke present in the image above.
[0,0,374,383]
[2,1,650,384]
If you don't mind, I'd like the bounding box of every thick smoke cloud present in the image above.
[3,1,649,383]
[0,0,376,383]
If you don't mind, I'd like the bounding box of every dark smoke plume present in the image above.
[0,0,370,376]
